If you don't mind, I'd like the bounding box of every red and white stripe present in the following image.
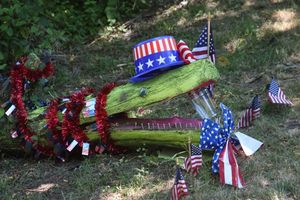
[219,140,245,188]
[171,181,189,200]
[171,185,179,200]
[252,108,260,119]
[184,155,202,176]
[177,40,197,64]
[237,108,253,129]
[209,54,216,64]
[268,89,293,105]
[192,46,208,60]
[238,107,261,129]
[192,47,215,64]
[134,37,177,61]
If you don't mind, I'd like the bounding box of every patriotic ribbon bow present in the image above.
[200,103,234,173]
[200,103,246,188]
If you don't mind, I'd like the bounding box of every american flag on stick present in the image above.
[184,144,202,176]
[171,167,189,200]
[192,19,216,96]
[237,95,261,129]
[268,79,293,105]
[192,24,216,64]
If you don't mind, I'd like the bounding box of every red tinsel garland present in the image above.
[95,83,125,154]
[10,56,124,157]
[61,88,94,146]
[45,99,61,141]
[10,58,54,156]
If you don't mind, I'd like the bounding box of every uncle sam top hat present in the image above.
[130,36,185,83]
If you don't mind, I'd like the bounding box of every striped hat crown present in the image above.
[130,36,184,83]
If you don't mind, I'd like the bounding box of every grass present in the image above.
[1,0,300,199]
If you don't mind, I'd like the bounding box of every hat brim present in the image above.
[129,61,185,83]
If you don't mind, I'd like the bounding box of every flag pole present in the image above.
[207,12,211,58]
[188,137,191,158]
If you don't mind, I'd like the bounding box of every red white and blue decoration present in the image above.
[200,103,234,174]
[268,79,293,105]
[130,36,184,83]
[219,139,245,188]
[184,144,202,176]
[177,40,197,64]
[199,103,263,188]
[192,24,216,64]
[237,95,261,129]
[192,24,216,97]
[171,167,189,200]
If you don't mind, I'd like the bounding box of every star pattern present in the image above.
[192,25,216,63]
[169,54,177,62]
[137,63,143,71]
[199,103,235,173]
[268,79,293,105]
[134,51,181,75]
[220,103,234,134]
[194,26,215,55]
[156,56,166,65]
[146,59,154,68]
[132,36,183,81]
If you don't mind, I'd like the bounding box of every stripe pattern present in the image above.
[171,167,188,200]
[268,79,293,105]
[184,144,202,176]
[237,95,261,129]
[130,36,184,82]
[192,25,216,64]
[133,37,178,61]
[219,140,245,188]
[177,40,197,64]
[191,24,216,96]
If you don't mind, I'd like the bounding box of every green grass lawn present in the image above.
[1,0,300,199]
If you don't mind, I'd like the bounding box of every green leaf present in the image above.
[30,26,38,33]
[6,27,13,36]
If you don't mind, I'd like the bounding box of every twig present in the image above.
[245,72,265,84]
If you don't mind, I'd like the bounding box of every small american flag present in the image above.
[219,140,245,188]
[237,95,261,129]
[171,167,188,200]
[177,40,197,64]
[230,135,242,154]
[268,79,293,105]
[192,24,216,64]
[192,24,216,96]
[184,144,202,176]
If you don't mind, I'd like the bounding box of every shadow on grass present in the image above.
[56,0,299,94]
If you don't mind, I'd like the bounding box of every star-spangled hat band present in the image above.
[130,36,185,83]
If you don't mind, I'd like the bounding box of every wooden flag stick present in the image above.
[188,136,192,158]
[176,157,179,166]
[207,12,211,58]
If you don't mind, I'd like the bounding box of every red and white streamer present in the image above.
[177,40,197,64]
[219,140,245,188]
